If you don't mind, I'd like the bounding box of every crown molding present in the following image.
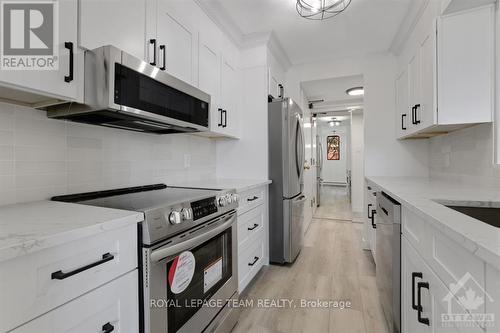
[389,0,430,56]
[194,0,292,70]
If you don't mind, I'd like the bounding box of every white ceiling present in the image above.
[198,0,413,64]
[302,74,363,102]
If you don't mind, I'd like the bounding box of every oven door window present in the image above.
[166,227,232,332]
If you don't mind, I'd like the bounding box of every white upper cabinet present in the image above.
[154,0,199,85]
[395,69,409,138]
[219,38,240,138]
[79,0,146,60]
[437,5,494,125]
[146,0,240,139]
[0,0,80,106]
[397,5,494,139]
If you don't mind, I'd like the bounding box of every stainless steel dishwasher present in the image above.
[376,191,401,333]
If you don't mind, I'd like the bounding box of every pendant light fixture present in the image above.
[296,0,352,20]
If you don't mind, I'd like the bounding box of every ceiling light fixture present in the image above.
[296,0,352,20]
[346,87,364,96]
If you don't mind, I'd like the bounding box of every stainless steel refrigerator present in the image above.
[268,98,306,264]
[316,134,323,207]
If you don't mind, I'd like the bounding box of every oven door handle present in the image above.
[150,213,236,262]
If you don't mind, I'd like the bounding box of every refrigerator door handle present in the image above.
[294,117,301,179]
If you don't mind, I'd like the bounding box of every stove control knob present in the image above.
[218,196,227,207]
[181,208,193,220]
[168,210,182,225]
[225,194,232,204]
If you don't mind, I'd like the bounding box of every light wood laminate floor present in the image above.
[232,188,389,333]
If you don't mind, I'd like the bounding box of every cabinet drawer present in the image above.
[402,207,486,318]
[237,205,265,249]
[402,206,429,254]
[0,224,137,332]
[238,238,264,292]
[11,270,138,333]
[237,187,265,215]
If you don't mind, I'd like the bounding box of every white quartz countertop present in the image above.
[170,178,272,192]
[366,176,500,270]
[0,201,143,263]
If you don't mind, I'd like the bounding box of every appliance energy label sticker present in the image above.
[204,258,223,293]
[168,251,196,294]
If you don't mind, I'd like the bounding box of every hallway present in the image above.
[232,186,388,333]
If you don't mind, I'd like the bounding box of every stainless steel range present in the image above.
[52,184,240,333]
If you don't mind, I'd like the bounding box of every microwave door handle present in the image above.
[150,213,236,262]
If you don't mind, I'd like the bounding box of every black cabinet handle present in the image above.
[64,42,74,83]
[278,84,284,98]
[248,256,259,266]
[217,108,223,127]
[367,204,373,219]
[412,272,423,310]
[371,210,377,229]
[417,281,430,326]
[102,322,114,333]
[402,114,407,130]
[411,106,416,125]
[247,223,259,231]
[247,196,259,202]
[149,39,157,66]
[222,110,227,128]
[415,104,421,124]
[159,44,166,70]
[51,253,114,280]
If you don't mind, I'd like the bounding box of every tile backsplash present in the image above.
[0,102,216,205]
[429,123,500,186]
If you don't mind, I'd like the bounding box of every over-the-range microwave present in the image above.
[47,45,210,134]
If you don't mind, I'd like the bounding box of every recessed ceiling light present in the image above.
[346,87,364,96]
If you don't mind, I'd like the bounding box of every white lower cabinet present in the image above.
[11,270,138,333]
[236,186,269,292]
[363,181,378,260]
[402,237,484,333]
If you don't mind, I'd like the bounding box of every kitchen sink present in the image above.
[437,200,500,228]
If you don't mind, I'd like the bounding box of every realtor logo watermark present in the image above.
[441,272,495,329]
[1,1,58,70]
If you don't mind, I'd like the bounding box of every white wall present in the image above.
[350,110,364,213]
[429,123,500,186]
[286,53,430,179]
[318,123,349,184]
[0,102,216,206]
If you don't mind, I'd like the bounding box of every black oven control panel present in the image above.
[191,197,218,220]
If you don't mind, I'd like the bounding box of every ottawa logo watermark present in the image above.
[441,272,494,329]
[0,1,58,70]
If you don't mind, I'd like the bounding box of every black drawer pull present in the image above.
[412,272,423,310]
[159,44,166,71]
[51,253,114,280]
[247,196,259,202]
[218,108,223,127]
[222,110,227,128]
[248,256,259,266]
[401,114,407,130]
[415,104,421,124]
[367,204,373,219]
[102,322,114,333]
[247,223,259,231]
[149,39,157,66]
[371,210,377,229]
[417,281,430,326]
[64,42,74,83]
